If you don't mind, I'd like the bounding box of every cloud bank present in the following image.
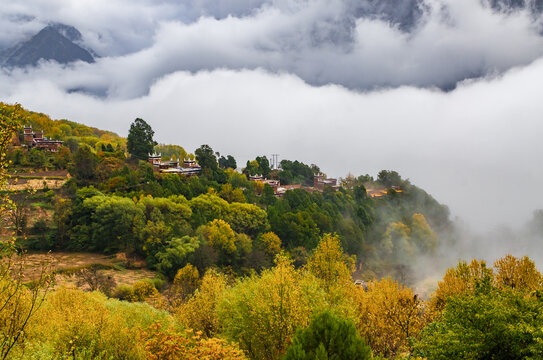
[1,0,543,94]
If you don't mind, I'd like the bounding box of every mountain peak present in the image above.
[0,24,94,67]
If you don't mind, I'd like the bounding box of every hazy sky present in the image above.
[1,0,543,232]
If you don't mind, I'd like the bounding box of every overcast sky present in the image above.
[1,0,543,235]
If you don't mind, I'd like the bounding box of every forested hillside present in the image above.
[2,102,542,359]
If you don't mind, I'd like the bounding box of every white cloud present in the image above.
[2,0,543,92]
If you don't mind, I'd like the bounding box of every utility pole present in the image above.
[270,154,279,170]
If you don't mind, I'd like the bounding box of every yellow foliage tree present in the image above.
[258,232,282,257]
[217,255,328,360]
[177,269,228,338]
[202,219,237,254]
[383,222,412,256]
[410,213,438,253]
[382,214,438,258]
[26,287,175,359]
[306,234,355,289]
[171,264,200,302]
[219,183,246,203]
[0,104,54,359]
[353,278,423,357]
[1,103,24,224]
[305,234,358,317]
[143,323,248,360]
[428,259,493,317]
[494,254,542,293]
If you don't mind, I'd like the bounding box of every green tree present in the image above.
[155,236,200,279]
[195,144,218,172]
[284,311,372,360]
[416,290,543,360]
[53,197,72,248]
[225,202,270,238]
[219,155,237,169]
[256,156,271,177]
[28,148,47,168]
[72,144,97,181]
[127,118,157,160]
[244,160,260,176]
[189,193,230,228]
[377,170,402,187]
[262,184,276,208]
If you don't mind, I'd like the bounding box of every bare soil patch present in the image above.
[7,179,66,190]
[14,252,157,288]
[9,170,69,177]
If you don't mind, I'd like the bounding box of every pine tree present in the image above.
[127,118,157,160]
[284,310,372,360]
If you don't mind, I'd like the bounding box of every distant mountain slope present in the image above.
[350,0,424,31]
[0,24,94,67]
[489,0,543,13]
[350,0,543,32]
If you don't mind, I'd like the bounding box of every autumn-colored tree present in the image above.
[257,232,282,257]
[0,104,23,224]
[26,288,175,359]
[143,323,248,360]
[494,254,542,293]
[428,259,493,317]
[352,278,424,357]
[409,213,438,253]
[0,255,52,360]
[306,234,355,289]
[217,255,327,360]
[219,183,246,203]
[0,104,54,360]
[382,213,437,261]
[177,269,228,338]
[201,219,238,254]
[170,264,201,304]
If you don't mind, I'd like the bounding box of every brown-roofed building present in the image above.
[23,125,63,152]
[313,175,339,191]
[148,154,201,176]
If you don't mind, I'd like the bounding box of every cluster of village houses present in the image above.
[148,153,343,197]
[11,125,64,151]
[247,174,341,197]
[148,153,202,176]
[147,153,402,198]
[13,126,398,199]
[147,153,381,198]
